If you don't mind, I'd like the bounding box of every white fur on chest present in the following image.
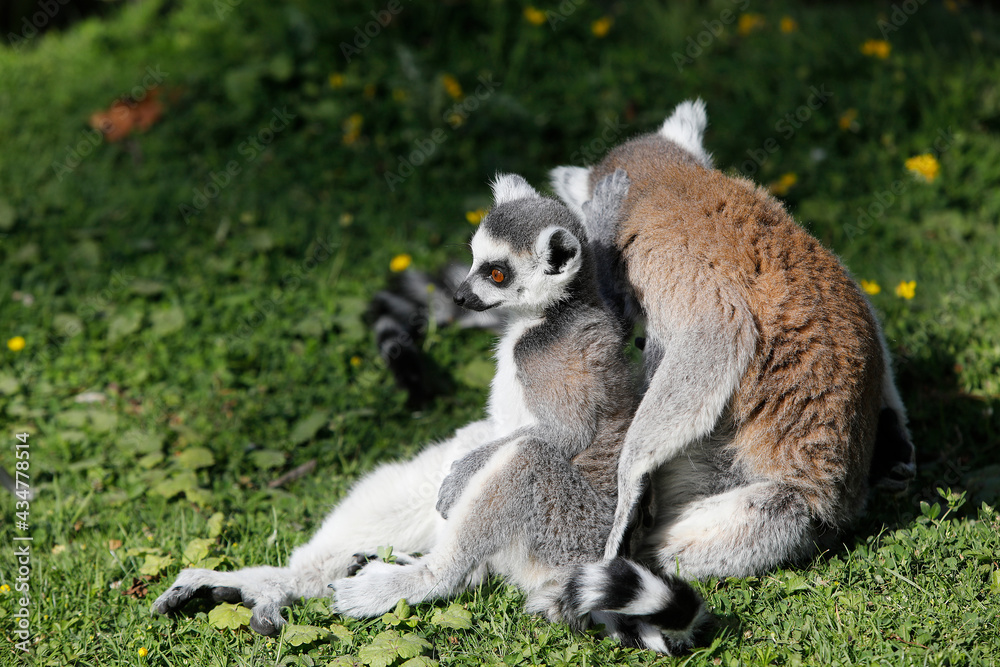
[487,317,539,437]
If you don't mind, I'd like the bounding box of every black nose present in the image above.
[454,282,471,306]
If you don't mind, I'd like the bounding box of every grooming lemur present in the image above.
[549,99,916,573]
[153,99,915,648]
[155,172,708,653]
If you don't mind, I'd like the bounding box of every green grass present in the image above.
[2,0,1000,665]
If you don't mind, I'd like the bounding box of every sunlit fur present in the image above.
[153,171,708,655]
[548,99,915,575]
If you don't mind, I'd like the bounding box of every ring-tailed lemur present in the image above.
[154,171,708,654]
[332,170,707,653]
[549,99,916,574]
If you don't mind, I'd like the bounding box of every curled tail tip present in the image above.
[565,557,710,654]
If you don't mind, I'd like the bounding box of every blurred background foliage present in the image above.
[1,1,999,664]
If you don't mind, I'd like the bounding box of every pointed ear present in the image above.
[549,166,592,221]
[536,226,582,276]
[491,173,541,206]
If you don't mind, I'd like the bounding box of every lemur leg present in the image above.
[645,481,818,579]
[604,310,757,560]
[332,438,611,617]
[153,419,495,635]
[331,440,524,616]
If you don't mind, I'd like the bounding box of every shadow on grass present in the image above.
[818,343,1000,565]
[896,345,1000,512]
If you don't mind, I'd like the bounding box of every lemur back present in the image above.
[601,136,883,524]
[550,99,915,575]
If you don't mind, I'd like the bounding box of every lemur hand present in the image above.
[582,169,630,248]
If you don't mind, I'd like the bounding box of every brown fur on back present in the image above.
[590,135,884,528]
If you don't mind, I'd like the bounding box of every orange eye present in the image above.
[491,268,505,284]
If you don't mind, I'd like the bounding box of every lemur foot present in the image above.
[152,568,289,636]
[331,559,429,618]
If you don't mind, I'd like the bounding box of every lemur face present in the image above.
[454,174,584,314]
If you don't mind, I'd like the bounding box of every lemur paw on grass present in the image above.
[154,170,709,654]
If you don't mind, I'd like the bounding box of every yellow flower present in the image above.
[363,83,376,100]
[342,113,363,145]
[895,280,916,300]
[860,39,891,59]
[861,280,881,296]
[138,647,148,658]
[465,208,487,225]
[768,172,798,196]
[392,88,407,103]
[339,212,354,227]
[591,16,613,38]
[737,13,765,36]
[328,73,344,89]
[52,544,67,555]
[446,112,464,127]
[7,336,25,352]
[904,154,940,183]
[442,74,463,100]
[0,584,10,593]
[838,108,858,131]
[390,254,412,273]
[523,7,546,26]
[779,16,798,33]
[350,356,362,368]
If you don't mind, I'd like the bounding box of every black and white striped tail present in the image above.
[366,264,505,406]
[563,558,709,655]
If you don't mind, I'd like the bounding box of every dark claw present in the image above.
[249,603,285,636]
[347,553,375,577]
[152,585,196,614]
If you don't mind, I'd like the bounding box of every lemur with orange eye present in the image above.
[156,170,710,655]
[155,100,915,654]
